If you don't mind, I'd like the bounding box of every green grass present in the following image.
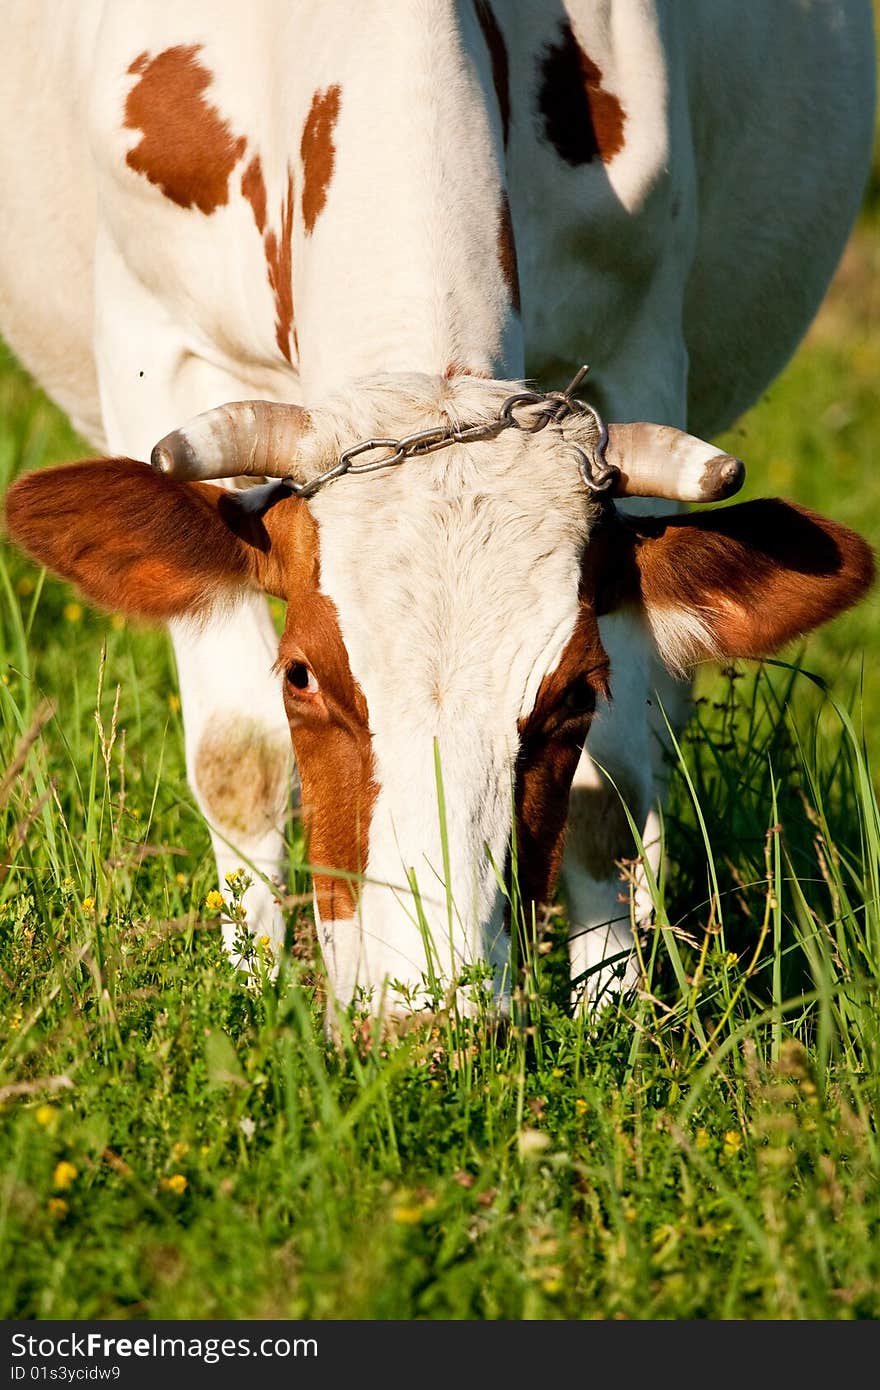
[1,213,879,1320]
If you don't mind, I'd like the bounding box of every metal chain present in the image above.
[283,365,619,500]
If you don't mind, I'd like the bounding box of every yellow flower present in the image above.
[63,602,83,623]
[175,872,186,886]
[392,1204,424,1224]
[695,1128,711,1151]
[171,1141,190,1161]
[47,1197,69,1219]
[723,1130,743,1156]
[160,1173,188,1195]
[574,1098,588,1115]
[35,1105,58,1129]
[81,897,95,913]
[52,1161,78,1190]
[552,1068,564,1079]
[204,890,224,911]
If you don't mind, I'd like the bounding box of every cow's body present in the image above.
[1,1,875,1015]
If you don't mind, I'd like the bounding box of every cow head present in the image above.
[4,374,874,1017]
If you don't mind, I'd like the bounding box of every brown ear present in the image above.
[3,459,290,620]
[598,499,875,672]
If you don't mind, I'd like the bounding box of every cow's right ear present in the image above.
[3,459,298,621]
[592,499,875,673]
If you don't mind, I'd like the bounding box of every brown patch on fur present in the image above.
[474,0,510,147]
[268,504,377,922]
[266,169,297,362]
[300,85,341,235]
[124,45,246,213]
[609,500,875,661]
[195,718,290,837]
[240,155,267,234]
[537,21,626,167]
[241,159,298,363]
[514,606,610,914]
[497,194,521,314]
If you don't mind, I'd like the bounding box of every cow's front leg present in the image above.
[560,611,659,1012]
[170,601,294,966]
[554,284,692,1010]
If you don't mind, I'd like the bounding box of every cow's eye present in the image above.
[286,661,319,695]
[560,679,597,718]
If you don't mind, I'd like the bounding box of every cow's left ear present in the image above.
[596,499,875,672]
[3,459,302,621]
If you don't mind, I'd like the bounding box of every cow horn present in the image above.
[605,422,745,503]
[150,401,312,483]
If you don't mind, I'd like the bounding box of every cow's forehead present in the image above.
[303,377,601,724]
[300,374,604,534]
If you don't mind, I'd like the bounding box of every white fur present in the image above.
[645,605,720,676]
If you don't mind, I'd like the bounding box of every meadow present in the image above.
[0,189,878,1318]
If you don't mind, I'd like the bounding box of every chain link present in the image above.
[285,365,619,500]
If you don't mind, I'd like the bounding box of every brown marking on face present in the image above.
[497,194,521,314]
[195,717,291,838]
[300,85,341,236]
[514,605,610,914]
[537,21,626,167]
[474,0,510,147]
[124,45,246,213]
[264,501,377,922]
[240,158,298,363]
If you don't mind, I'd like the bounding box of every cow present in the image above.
[0,1,875,1024]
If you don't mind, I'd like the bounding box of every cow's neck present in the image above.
[289,1,523,395]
